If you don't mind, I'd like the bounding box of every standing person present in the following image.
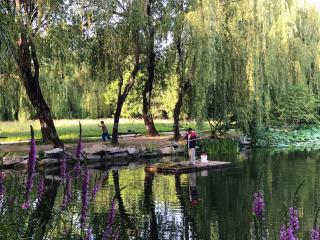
[185,127,197,164]
[99,121,111,141]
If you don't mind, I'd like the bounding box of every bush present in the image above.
[273,84,319,126]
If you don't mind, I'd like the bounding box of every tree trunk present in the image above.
[173,91,184,140]
[143,0,158,136]
[111,36,141,145]
[16,36,63,147]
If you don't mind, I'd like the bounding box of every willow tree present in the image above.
[109,0,144,144]
[0,0,62,146]
[185,0,216,123]
[171,0,195,140]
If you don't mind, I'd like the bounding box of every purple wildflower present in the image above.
[289,207,299,233]
[280,224,287,240]
[62,174,73,209]
[60,156,67,179]
[0,172,4,201]
[80,167,90,229]
[22,128,37,209]
[75,138,83,160]
[253,190,265,219]
[74,160,81,176]
[85,226,93,240]
[102,199,117,240]
[312,229,320,240]
[37,176,45,203]
[280,225,297,240]
[28,137,37,173]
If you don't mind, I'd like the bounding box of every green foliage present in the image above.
[273,84,319,125]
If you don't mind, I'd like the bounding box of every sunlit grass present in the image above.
[0,119,202,143]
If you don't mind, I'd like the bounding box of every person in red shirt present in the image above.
[185,128,197,164]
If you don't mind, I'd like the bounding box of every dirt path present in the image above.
[0,134,182,154]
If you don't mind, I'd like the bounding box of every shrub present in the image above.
[273,84,319,126]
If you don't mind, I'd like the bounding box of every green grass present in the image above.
[0,119,203,143]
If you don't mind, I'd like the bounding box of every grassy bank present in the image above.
[0,119,201,143]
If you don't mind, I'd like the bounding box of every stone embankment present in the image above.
[3,143,186,170]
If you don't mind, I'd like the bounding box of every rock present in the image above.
[112,152,128,158]
[159,146,175,156]
[139,146,147,153]
[174,146,186,154]
[86,155,103,162]
[44,148,64,158]
[14,159,28,170]
[126,147,139,155]
[3,156,25,166]
[106,147,127,154]
[38,158,60,166]
[83,144,107,155]
[171,142,180,147]
[143,152,160,158]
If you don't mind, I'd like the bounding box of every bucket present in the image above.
[200,154,208,163]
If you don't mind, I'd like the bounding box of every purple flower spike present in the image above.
[0,172,4,201]
[287,226,296,240]
[37,176,45,202]
[311,229,320,240]
[75,138,83,160]
[80,167,90,229]
[74,160,81,176]
[85,226,93,240]
[62,174,73,209]
[253,190,265,219]
[289,207,299,233]
[28,137,37,173]
[280,224,287,240]
[23,126,37,209]
[60,156,67,179]
[102,199,117,240]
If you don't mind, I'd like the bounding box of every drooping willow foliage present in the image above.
[1,0,320,138]
[195,0,320,136]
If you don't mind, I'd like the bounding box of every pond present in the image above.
[1,144,320,239]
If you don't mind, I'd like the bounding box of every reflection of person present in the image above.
[99,121,111,141]
[185,128,197,164]
[189,172,198,205]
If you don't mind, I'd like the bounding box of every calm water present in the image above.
[2,147,320,239]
